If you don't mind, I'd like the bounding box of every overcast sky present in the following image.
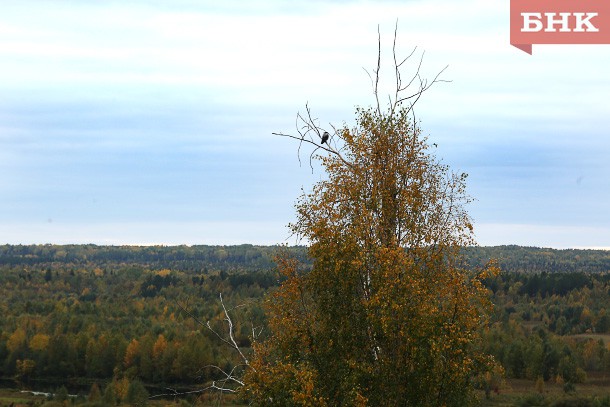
[1,0,609,248]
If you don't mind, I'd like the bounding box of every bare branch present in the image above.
[305,103,322,139]
[219,293,251,368]
[273,132,333,154]
[177,297,250,366]
[375,25,381,115]
[396,47,418,69]
[203,364,247,387]
[275,22,450,204]
[275,99,352,173]
[397,50,425,93]
[170,294,258,402]
[294,113,303,167]
[393,21,419,114]
[396,64,450,107]
[387,22,451,116]
[274,123,354,172]
[149,364,246,400]
[149,382,238,399]
[363,67,375,95]
[252,322,264,340]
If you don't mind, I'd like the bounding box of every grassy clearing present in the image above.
[0,388,243,407]
[480,374,610,406]
[0,388,47,406]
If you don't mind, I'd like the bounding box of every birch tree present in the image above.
[244,27,498,406]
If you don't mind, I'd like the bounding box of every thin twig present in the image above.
[375,24,382,115]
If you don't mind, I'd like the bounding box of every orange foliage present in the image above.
[124,338,140,368]
[152,334,167,360]
[29,333,50,352]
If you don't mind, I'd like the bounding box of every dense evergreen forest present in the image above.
[2,244,610,405]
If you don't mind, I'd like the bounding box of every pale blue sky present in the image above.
[1,0,609,248]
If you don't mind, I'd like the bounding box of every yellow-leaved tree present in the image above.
[243,29,498,406]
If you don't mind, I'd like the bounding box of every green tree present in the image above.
[16,358,36,381]
[125,379,149,406]
[88,382,102,402]
[7,328,27,354]
[102,381,117,405]
[54,385,69,402]
[245,30,497,406]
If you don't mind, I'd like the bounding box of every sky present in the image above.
[1,0,609,249]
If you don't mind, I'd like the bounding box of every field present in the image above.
[480,373,610,406]
[0,388,39,407]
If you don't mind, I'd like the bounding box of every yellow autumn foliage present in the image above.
[245,98,498,406]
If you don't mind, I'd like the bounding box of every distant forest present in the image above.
[2,243,610,273]
[1,244,610,404]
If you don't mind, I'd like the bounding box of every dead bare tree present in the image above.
[151,294,261,405]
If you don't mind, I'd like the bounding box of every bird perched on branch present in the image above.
[321,131,329,144]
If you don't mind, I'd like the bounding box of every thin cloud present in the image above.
[0,0,609,247]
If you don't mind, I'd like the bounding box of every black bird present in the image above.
[321,131,329,144]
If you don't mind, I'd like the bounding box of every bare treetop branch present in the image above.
[274,23,449,175]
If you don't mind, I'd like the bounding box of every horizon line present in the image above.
[1,242,609,252]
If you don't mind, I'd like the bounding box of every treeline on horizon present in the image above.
[1,244,610,404]
[2,243,610,274]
